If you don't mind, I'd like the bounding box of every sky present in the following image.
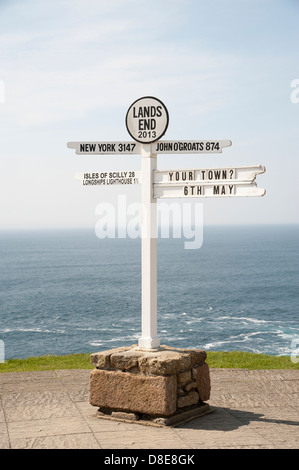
[0,0,298,230]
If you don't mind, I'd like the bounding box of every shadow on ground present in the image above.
[177,406,299,431]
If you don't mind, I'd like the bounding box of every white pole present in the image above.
[138,144,160,350]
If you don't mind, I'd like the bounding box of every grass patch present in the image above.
[0,353,93,373]
[206,351,298,369]
[0,350,298,373]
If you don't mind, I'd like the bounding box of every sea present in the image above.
[0,224,298,360]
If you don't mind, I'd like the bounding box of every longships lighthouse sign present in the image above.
[67,96,266,350]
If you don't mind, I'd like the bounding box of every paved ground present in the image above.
[0,368,298,449]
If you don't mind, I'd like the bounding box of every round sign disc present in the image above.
[125,96,169,144]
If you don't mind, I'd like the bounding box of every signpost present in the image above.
[68,96,266,351]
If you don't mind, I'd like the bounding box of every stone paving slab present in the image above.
[0,368,298,449]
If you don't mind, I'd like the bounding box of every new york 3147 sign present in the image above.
[125,96,169,143]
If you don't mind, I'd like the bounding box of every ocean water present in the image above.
[0,225,298,360]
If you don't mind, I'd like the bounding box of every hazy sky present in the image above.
[0,0,298,229]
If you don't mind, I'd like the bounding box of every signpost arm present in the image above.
[138,144,160,350]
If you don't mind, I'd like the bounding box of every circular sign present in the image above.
[125,96,169,144]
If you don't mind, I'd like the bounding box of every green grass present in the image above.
[206,351,298,370]
[0,353,93,373]
[0,351,298,373]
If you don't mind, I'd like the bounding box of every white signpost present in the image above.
[68,96,266,351]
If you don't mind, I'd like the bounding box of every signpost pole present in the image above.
[138,144,160,350]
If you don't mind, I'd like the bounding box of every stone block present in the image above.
[188,349,207,366]
[90,346,130,369]
[193,363,211,401]
[177,370,192,384]
[111,411,139,421]
[177,391,199,408]
[89,369,177,416]
[110,350,144,371]
[161,346,207,367]
[183,381,197,392]
[145,352,191,376]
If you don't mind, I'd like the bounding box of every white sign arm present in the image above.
[153,181,266,199]
[67,141,141,155]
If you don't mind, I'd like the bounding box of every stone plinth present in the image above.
[90,369,177,416]
[89,345,211,426]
